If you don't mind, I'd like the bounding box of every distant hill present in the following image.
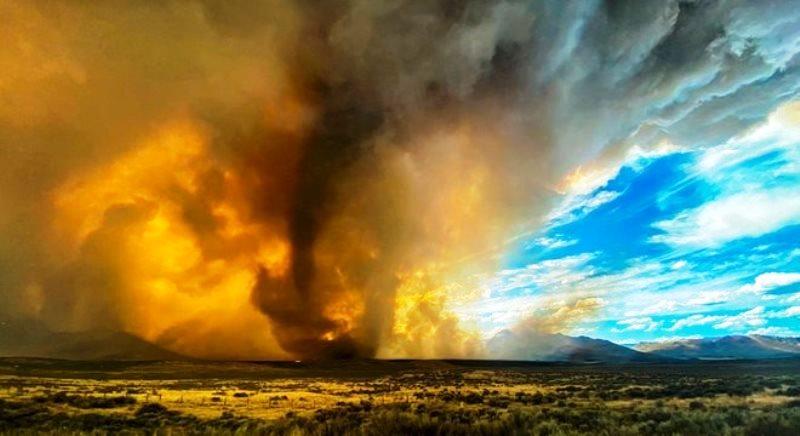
[635,335,800,360]
[488,330,665,363]
[0,316,184,361]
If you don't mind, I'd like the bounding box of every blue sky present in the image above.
[457,102,800,344]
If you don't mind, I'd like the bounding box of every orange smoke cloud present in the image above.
[46,119,292,359]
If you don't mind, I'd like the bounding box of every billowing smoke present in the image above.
[1,0,799,359]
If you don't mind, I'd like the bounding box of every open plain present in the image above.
[1,358,800,435]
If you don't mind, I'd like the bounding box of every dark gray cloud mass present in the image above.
[1,0,798,359]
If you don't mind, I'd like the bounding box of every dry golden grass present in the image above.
[1,359,800,434]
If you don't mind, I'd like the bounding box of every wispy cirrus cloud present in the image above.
[612,317,661,333]
[667,313,725,332]
[546,190,623,226]
[652,103,800,248]
[652,189,800,247]
[667,307,767,332]
[714,307,767,330]
[666,304,800,333]
[739,272,800,294]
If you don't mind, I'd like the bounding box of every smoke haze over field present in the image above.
[2,0,800,359]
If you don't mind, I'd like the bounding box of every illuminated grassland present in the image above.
[1,359,800,435]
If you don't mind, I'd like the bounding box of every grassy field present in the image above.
[1,358,800,434]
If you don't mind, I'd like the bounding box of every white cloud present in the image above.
[491,253,595,294]
[774,306,800,318]
[636,334,703,344]
[671,260,688,270]
[688,290,730,305]
[676,272,800,310]
[625,299,677,317]
[533,236,578,249]
[668,307,767,332]
[471,253,601,330]
[647,335,703,342]
[584,190,621,209]
[739,272,800,294]
[668,313,723,331]
[547,190,621,225]
[714,306,766,330]
[652,189,800,247]
[612,316,660,333]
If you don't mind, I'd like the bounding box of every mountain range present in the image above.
[0,316,182,361]
[635,335,800,360]
[486,330,664,363]
[2,315,799,362]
